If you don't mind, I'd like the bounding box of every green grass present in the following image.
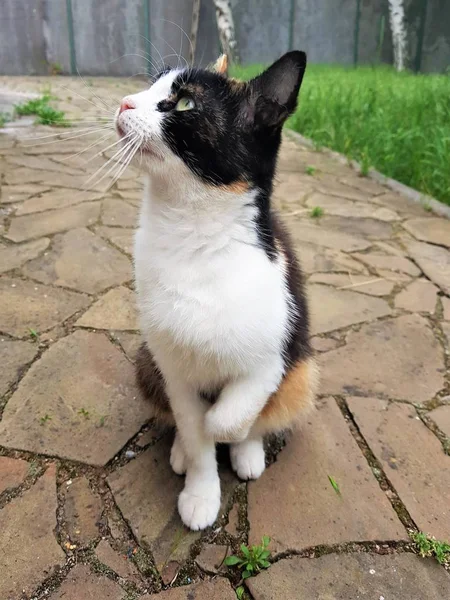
[411,531,450,566]
[225,536,271,580]
[231,64,450,206]
[310,206,324,219]
[14,94,68,127]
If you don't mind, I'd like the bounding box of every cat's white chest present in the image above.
[134,203,290,384]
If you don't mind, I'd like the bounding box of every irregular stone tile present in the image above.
[352,252,421,276]
[306,192,400,221]
[248,398,406,553]
[110,331,141,361]
[319,214,393,240]
[16,190,103,215]
[65,477,102,545]
[321,315,444,402]
[377,269,413,284]
[195,544,229,573]
[0,278,89,337]
[23,228,132,294]
[290,221,372,252]
[247,553,450,600]
[309,284,391,335]
[117,190,142,202]
[348,398,450,539]
[8,154,82,175]
[310,336,340,353]
[309,273,395,296]
[297,242,368,274]
[0,339,38,395]
[95,225,134,255]
[406,240,450,295]
[116,177,143,191]
[443,322,450,349]
[0,331,152,465]
[404,217,450,248]
[6,201,101,242]
[24,140,101,155]
[0,465,65,600]
[373,192,430,217]
[340,175,388,196]
[0,184,50,204]
[317,180,374,202]
[428,405,450,438]
[95,540,140,582]
[395,279,438,313]
[6,169,109,192]
[0,237,49,273]
[273,172,314,206]
[142,579,236,599]
[76,287,138,330]
[0,456,29,495]
[375,240,408,257]
[161,560,181,585]
[48,564,124,600]
[135,428,158,448]
[108,435,239,567]
[102,198,139,227]
[443,297,450,321]
[4,167,51,185]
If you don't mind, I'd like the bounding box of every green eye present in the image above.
[175,97,195,112]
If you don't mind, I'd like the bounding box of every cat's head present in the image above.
[115,51,306,190]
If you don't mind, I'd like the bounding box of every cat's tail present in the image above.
[135,342,175,427]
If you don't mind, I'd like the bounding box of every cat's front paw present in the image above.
[205,407,250,443]
[230,438,266,480]
[178,484,220,531]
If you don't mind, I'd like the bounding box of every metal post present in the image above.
[353,0,361,67]
[415,0,428,73]
[144,0,152,76]
[65,0,77,75]
[288,0,296,52]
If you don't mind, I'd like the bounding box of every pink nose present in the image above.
[119,98,136,114]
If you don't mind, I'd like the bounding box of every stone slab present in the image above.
[16,190,103,215]
[143,579,236,599]
[429,405,450,438]
[95,225,134,255]
[23,228,132,294]
[352,252,421,277]
[247,552,450,600]
[108,435,239,568]
[195,544,229,573]
[306,192,400,221]
[95,539,140,582]
[0,339,38,395]
[309,284,391,335]
[290,221,372,252]
[442,297,450,321]
[1,184,51,204]
[76,287,138,330]
[394,279,438,313]
[65,477,102,545]
[102,198,138,227]
[0,465,65,600]
[319,214,393,240]
[406,240,450,295]
[321,315,445,402]
[309,273,395,296]
[111,331,141,361]
[0,456,29,495]
[348,398,450,540]
[0,277,89,337]
[6,201,101,242]
[48,564,124,600]
[0,237,49,273]
[310,336,340,353]
[248,398,406,553]
[0,331,152,465]
[404,217,450,248]
[297,242,368,274]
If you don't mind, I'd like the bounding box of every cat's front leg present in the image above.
[205,357,284,444]
[164,376,221,531]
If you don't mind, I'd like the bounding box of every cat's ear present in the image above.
[248,51,307,128]
[212,54,228,75]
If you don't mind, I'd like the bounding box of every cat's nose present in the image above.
[119,97,136,114]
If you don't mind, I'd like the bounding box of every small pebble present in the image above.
[66,479,72,486]
[369,569,376,575]
[125,450,136,459]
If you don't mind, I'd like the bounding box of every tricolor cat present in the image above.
[114,51,318,531]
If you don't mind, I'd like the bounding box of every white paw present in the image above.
[178,485,221,531]
[170,434,187,475]
[230,439,266,480]
[205,408,250,443]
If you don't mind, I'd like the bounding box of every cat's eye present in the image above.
[175,97,195,112]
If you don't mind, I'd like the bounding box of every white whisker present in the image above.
[83,135,137,190]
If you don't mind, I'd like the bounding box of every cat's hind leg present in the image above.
[230,436,265,480]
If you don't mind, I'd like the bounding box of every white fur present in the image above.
[121,70,292,530]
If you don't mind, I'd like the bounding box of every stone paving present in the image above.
[0,77,450,600]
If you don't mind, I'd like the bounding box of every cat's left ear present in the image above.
[212,54,228,75]
[248,51,307,128]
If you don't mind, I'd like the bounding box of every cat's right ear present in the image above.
[247,51,307,129]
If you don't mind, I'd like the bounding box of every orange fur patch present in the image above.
[256,357,319,434]
[214,54,228,75]
[217,180,250,194]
